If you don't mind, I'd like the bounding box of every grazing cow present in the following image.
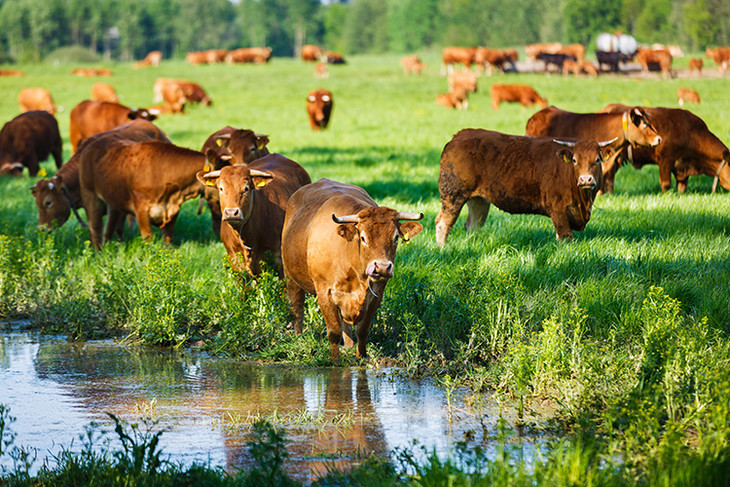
[282,178,424,361]
[441,47,476,74]
[79,140,206,250]
[705,47,730,74]
[436,87,469,110]
[306,89,334,131]
[30,120,170,230]
[475,47,518,75]
[185,51,209,65]
[324,51,346,64]
[196,154,311,276]
[71,68,112,76]
[91,82,119,103]
[448,70,477,94]
[600,104,730,193]
[677,87,700,106]
[563,59,598,76]
[525,42,562,61]
[175,80,212,106]
[688,58,703,75]
[153,78,186,114]
[636,48,672,79]
[133,50,162,68]
[490,84,547,110]
[225,47,272,64]
[315,62,329,78]
[0,111,62,176]
[0,69,24,76]
[596,51,621,72]
[69,100,158,153]
[18,87,56,115]
[400,54,427,75]
[435,129,618,245]
[301,45,323,62]
[537,52,576,73]
[525,106,663,193]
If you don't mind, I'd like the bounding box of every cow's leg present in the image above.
[285,278,305,334]
[316,292,344,361]
[84,197,105,251]
[676,177,688,193]
[435,194,468,246]
[464,197,491,232]
[104,209,125,243]
[52,146,63,169]
[550,212,574,241]
[160,213,178,245]
[134,209,155,242]
[658,163,673,192]
[27,157,39,177]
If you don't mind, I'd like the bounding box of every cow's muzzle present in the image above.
[651,135,663,147]
[222,207,245,226]
[577,175,597,191]
[366,260,393,281]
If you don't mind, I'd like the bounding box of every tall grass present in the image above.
[1,53,730,483]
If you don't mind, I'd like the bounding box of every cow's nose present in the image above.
[367,260,394,280]
[223,207,242,220]
[653,136,663,146]
[578,175,596,188]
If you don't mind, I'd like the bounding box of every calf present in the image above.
[0,111,62,177]
[176,80,212,106]
[705,47,730,74]
[688,58,703,76]
[282,178,423,361]
[448,70,477,94]
[306,89,334,131]
[490,84,547,110]
[69,100,158,153]
[153,78,186,114]
[18,87,56,115]
[436,87,469,111]
[636,48,673,79]
[677,87,700,106]
[197,154,311,276]
[596,51,621,73]
[401,54,426,75]
[435,129,617,244]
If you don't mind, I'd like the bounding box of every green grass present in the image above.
[2,53,730,484]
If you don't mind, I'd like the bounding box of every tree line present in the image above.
[0,0,727,64]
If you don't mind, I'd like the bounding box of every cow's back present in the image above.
[70,100,134,151]
[0,111,62,170]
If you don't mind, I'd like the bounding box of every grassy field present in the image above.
[2,52,730,484]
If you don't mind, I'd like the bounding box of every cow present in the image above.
[199,127,271,236]
[435,129,618,245]
[69,100,159,153]
[204,49,228,64]
[281,178,424,361]
[441,47,476,74]
[315,62,329,79]
[536,52,576,73]
[525,106,663,193]
[436,87,469,111]
[635,48,672,79]
[152,78,186,114]
[490,84,547,111]
[0,69,24,76]
[475,47,518,75]
[301,45,323,62]
[91,82,119,103]
[323,51,346,64]
[563,59,598,76]
[525,42,562,61]
[71,68,112,76]
[196,154,311,276]
[400,54,427,75]
[0,111,62,177]
[79,140,206,250]
[688,58,703,76]
[600,104,730,193]
[448,70,477,94]
[306,89,333,131]
[134,50,162,68]
[677,87,700,106]
[185,51,210,65]
[30,120,170,230]
[174,80,212,106]
[557,43,586,62]
[225,47,272,64]
[596,51,621,73]
[705,47,730,74]
[18,87,56,115]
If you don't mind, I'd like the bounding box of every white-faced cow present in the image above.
[306,89,333,131]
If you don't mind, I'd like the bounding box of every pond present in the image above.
[0,325,548,483]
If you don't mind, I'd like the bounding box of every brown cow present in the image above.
[225,47,272,64]
[0,69,24,76]
[525,42,562,61]
[677,87,700,106]
[306,89,334,131]
[153,78,186,114]
[69,100,158,153]
[436,87,469,110]
[196,154,311,276]
[448,70,477,94]
[705,47,730,74]
[490,84,547,110]
[557,43,586,62]
[441,47,476,74]
[18,87,56,115]
[435,130,618,245]
[400,54,427,75]
[301,45,323,62]
[600,104,730,193]
[175,80,212,106]
[91,82,119,103]
[71,68,112,77]
[323,51,346,64]
[282,178,424,361]
[525,106,663,193]
[475,47,518,75]
[79,140,205,250]
[185,51,210,65]
[30,120,170,230]
[133,50,162,68]
[0,111,62,177]
[636,48,672,79]
[315,62,329,79]
[688,57,703,75]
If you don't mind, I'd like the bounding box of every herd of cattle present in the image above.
[1,46,729,361]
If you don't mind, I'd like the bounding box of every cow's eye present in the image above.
[44,199,53,208]
[360,234,368,246]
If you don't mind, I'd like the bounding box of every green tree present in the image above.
[322,2,348,52]
[387,0,438,52]
[564,0,622,46]
[343,0,388,54]
[634,0,674,43]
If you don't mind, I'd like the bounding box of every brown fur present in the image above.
[448,70,477,94]
[436,88,469,110]
[306,89,333,131]
[133,50,162,68]
[441,47,477,73]
[400,54,426,75]
[175,80,212,106]
[153,78,186,114]
[91,82,118,103]
[557,43,586,62]
[225,47,272,64]
[677,87,700,106]
[69,100,158,153]
[635,48,673,79]
[524,42,562,61]
[18,87,56,115]
[688,58,703,75]
[301,45,322,62]
[71,68,112,77]
[490,84,547,110]
[0,111,62,177]
[705,47,730,74]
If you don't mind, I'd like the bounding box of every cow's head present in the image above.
[128,107,158,122]
[1,162,24,176]
[30,177,71,229]
[307,89,333,130]
[624,107,662,148]
[554,139,617,196]
[332,208,423,283]
[196,165,273,231]
[216,130,270,165]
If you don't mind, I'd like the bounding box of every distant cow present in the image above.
[537,52,576,72]
[226,47,272,64]
[636,48,672,79]
[306,89,333,131]
[185,51,209,65]
[600,104,730,193]
[69,100,158,153]
[0,111,62,176]
[525,106,663,193]
[282,178,424,361]
[175,80,212,106]
[705,47,730,74]
[79,140,206,250]
[525,42,562,61]
[435,129,618,245]
[91,82,119,103]
[323,51,346,64]
[133,50,162,68]
[71,68,112,77]
[688,58,703,75]
[563,59,598,76]
[448,70,477,94]
[557,43,586,62]
[18,87,56,115]
[30,120,170,229]
[0,69,24,76]
[677,87,700,106]
[441,47,476,74]
[475,47,518,75]
[196,154,311,276]
[400,54,427,75]
[301,45,322,62]
[596,51,621,73]
[490,84,547,110]
[153,78,186,114]
[436,87,469,110]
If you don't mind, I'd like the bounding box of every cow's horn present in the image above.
[220,154,232,161]
[332,214,359,224]
[397,212,424,221]
[216,133,232,140]
[203,170,221,179]
[249,169,272,178]
[255,133,268,138]
[598,137,619,147]
[553,139,576,147]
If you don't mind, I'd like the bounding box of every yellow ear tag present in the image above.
[256,180,267,188]
[257,141,265,150]
[563,154,571,163]
[37,168,47,178]
[216,139,223,147]
[402,232,410,243]
[622,113,629,131]
[203,164,211,172]
[205,179,216,187]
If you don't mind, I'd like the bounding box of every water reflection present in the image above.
[0,328,543,482]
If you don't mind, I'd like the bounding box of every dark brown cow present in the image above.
[705,47,730,74]
[301,45,323,62]
[0,111,62,177]
[199,127,271,236]
[18,87,56,115]
[441,47,476,74]
[175,80,212,106]
[490,84,547,110]
[79,141,205,250]
[525,106,663,193]
[323,51,346,64]
[636,48,672,79]
[196,154,311,276]
[307,89,333,131]
[30,120,170,229]
[282,178,424,361]
[600,104,730,193]
[69,100,158,153]
[435,130,618,245]
[91,82,119,103]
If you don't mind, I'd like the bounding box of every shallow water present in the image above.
[0,326,545,483]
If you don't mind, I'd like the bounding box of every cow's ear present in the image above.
[601,146,616,161]
[630,107,643,126]
[557,149,575,164]
[337,224,358,241]
[196,170,218,186]
[399,222,423,242]
[29,184,37,195]
[256,134,270,150]
[251,175,272,189]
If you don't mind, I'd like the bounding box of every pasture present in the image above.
[1,52,730,482]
